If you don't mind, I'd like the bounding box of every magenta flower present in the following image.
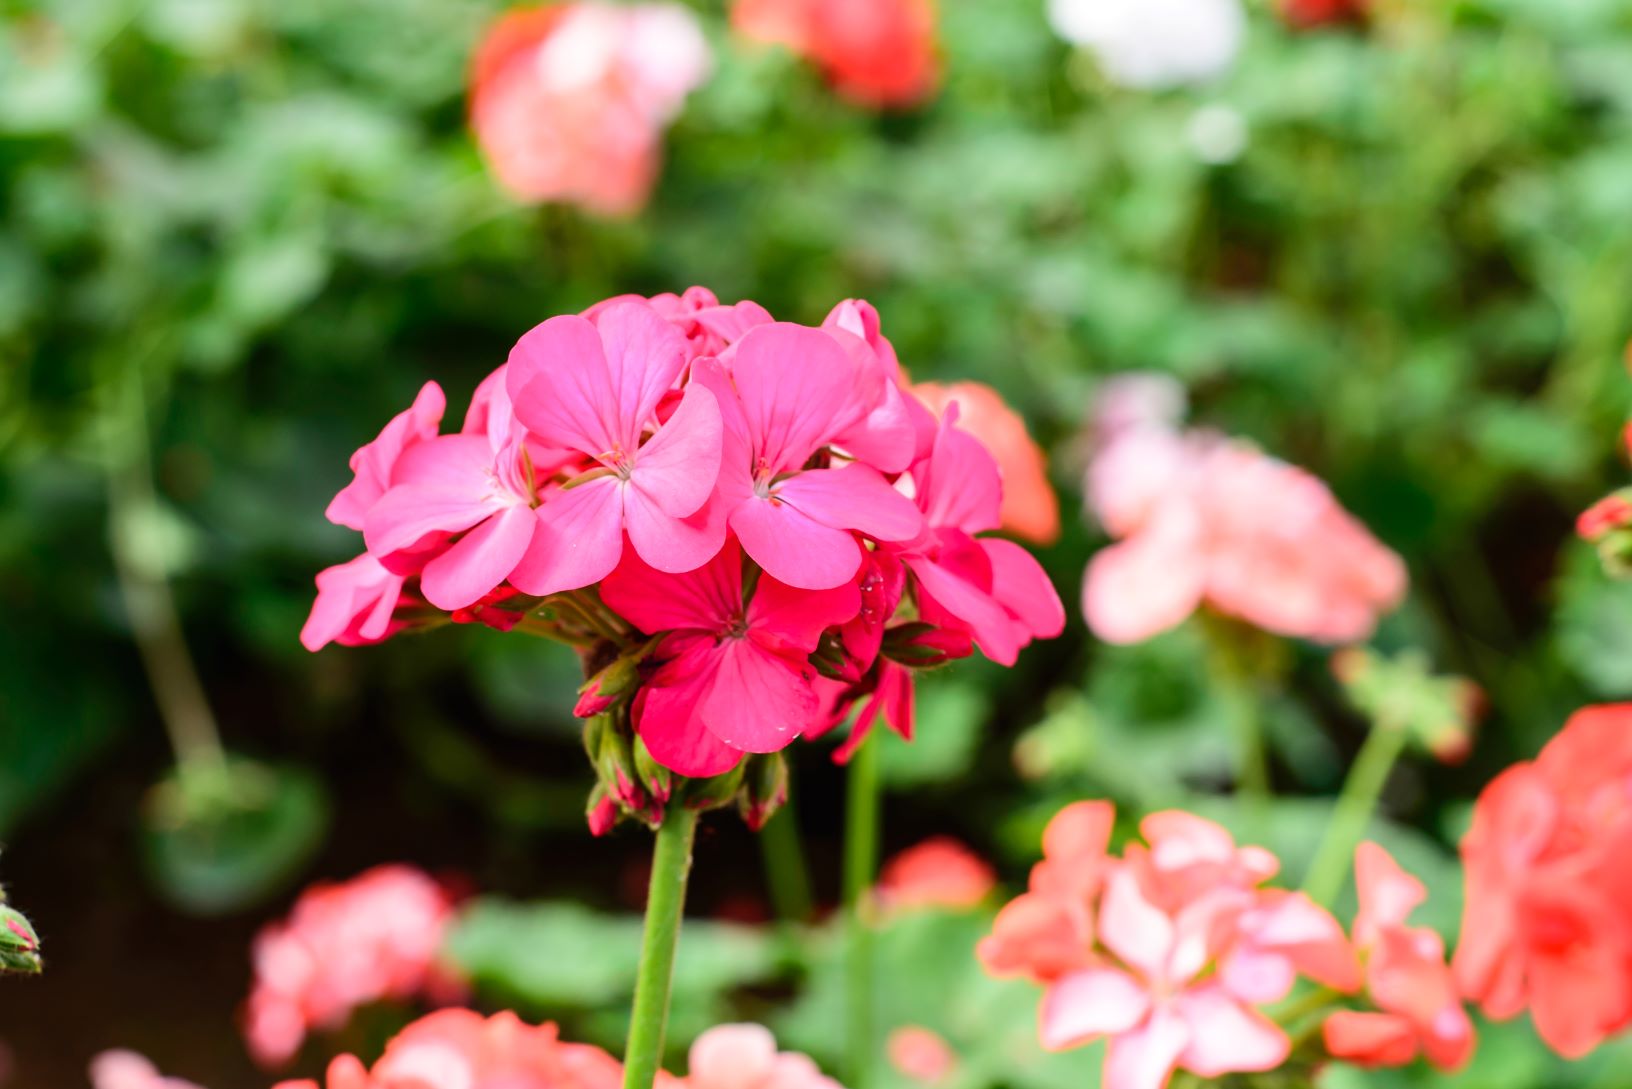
[695,322,922,590]
[299,553,408,651]
[505,300,726,596]
[324,381,446,532]
[600,538,860,776]
[893,409,1065,666]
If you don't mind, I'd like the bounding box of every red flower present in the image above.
[733,0,940,109]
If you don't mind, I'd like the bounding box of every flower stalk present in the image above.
[1303,715,1408,906]
[843,732,884,1089]
[622,804,700,1089]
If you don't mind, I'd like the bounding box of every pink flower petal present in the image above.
[748,574,862,653]
[774,465,923,543]
[730,323,869,472]
[1173,986,1289,1077]
[700,638,820,753]
[1039,967,1151,1050]
[1354,841,1427,946]
[630,382,722,518]
[1103,1008,1188,1089]
[363,485,498,560]
[624,486,730,575]
[689,1024,779,1089]
[731,494,865,590]
[635,649,745,777]
[913,411,1003,535]
[1098,869,1175,984]
[602,538,743,634]
[908,547,1024,666]
[509,478,625,596]
[980,537,1065,639]
[1081,512,1206,645]
[418,504,537,610]
[326,381,446,531]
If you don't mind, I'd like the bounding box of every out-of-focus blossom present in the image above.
[684,1024,841,1089]
[89,1052,207,1089]
[244,865,462,1069]
[1047,0,1244,89]
[912,382,1060,545]
[877,836,996,911]
[1454,704,1632,1059]
[732,0,939,109]
[469,3,711,215]
[886,1027,958,1085]
[1579,493,1632,540]
[1323,843,1474,1071]
[1082,378,1406,645]
[273,1010,624,1089]
[979,801,1357,1089]
[1278,0,1367,28]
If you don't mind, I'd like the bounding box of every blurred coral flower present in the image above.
[469,3,711,215]
[885,1026,958,1085]
[685,1024,841,1089]
[733,0,940,109]
[877,836,996,911]
[1454,704,1632,1059]
[911,381,1060,546]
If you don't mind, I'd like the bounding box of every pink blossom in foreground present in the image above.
[684,1024,841,1089]
[912,381,1059,546]
[244,866,462,1069]
[877,837,996,911]
[978,802,1357,1089]
[1322,843,1474,1071]
[89,1052,206,1089]
[272,1010,623,1089]
[732,0,939,109]
[469,3,711,215]
[1082,377,1406,645]
[886,1027,957,1085]
[601,538,859,776]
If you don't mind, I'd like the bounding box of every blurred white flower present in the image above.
[1186,103,1248,163]
[1048,0,1245,89]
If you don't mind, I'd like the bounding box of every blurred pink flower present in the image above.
[911,381,1060,546]
[886,1027,957,1085]
[469,3,711,215]
[244,866,462,1069]
[684,1024,841,1089]
[273,1010,624,1089]
[732,0,939,109]
[877,837,996,912]
[1082,386,1406,645]
[1323,843,1474,1071]
[89,1052,206,1089]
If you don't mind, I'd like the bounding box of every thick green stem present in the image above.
[843,733,883,1089]
[622,805,700,1089]
[1302,721,1408,906]
[758,794,814,924]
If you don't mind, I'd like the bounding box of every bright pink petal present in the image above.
[629,382,722,518]
[774,465,923,543]
[1173,986,1289,1077]
[1103,1008,1188,1089]
[601,539,742,634]
[508,478,624,596]
[300,555,405,651]
[981,537,1065,639]
[914,410,1003,535]
[362,485,498,559]
[909,548,1025,666]
[418,504,536,610]
[731,495,865,590]
[748,574,862,652]
[730,323,868,472]
[699,638,819,754]
[1098,869,1175,984]
[1039,968,1151,1050]
[388,433,495,490]
[635,641,744,777]
[596,300,692,442]
[624,485,730,575]
[326,381,446,531]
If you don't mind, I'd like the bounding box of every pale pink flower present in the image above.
[1323,843,1474,1071]
[684,1024,841,1089]
[600,538,861,776]
[470,3,711,216]
[693,323,923,590]
[89,1052,207,1089]
[886,1027,957,1085]
[1082,394,1406,645]
[244,866,462,1069]
[504,300,726,595]
[877,837,996,911]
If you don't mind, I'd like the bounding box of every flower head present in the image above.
[684,1024,841,1089]
[733,0,939,108]
[877,837,996,912]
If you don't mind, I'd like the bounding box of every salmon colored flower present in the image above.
[1579,493,1632,541]
[90,1052,207,1089]
[273,1010,624,1089]
[911,381,1059,546]
[1083,385,1405,645]
[684,1024,841,1089]
[877,837,996,911]
[244,866,463,1069]
[886,1027,957,1085]
[1323,843,1473,1071]
[980,802,1356,1089]
[1453,704,1632,1059]
[469,3,711,215]
[1278,0,1366,27]
[732,0,939,109]
[601,538,861,776]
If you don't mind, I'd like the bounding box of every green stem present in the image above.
[622,805,700,1089]
[1302,720,1409,906]
[843,733,883,1089]
[758,793,815,924]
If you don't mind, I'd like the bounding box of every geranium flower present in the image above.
[90,1052,207,1089]
[684,1024,841,1089]
[469,3,711,215]
[600,538,860,776]
[732,0,939,108]
[912,381,1059,545]
[877,837,996,911]
[299,553,410,651]
[886,1027,958,1085]
[504,300,726,595]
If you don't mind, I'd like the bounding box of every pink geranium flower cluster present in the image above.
[977,802,1361,1089]
[244,866,463,1069]
[303,288,1063,817]
[1082,374,1407,645]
